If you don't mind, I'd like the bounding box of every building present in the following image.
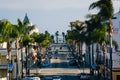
[112,11,120,50]
[0,14,39,79]
[111,11,120,80]
[23,13,39,34]
[112,52,120,80]
[0,49,21,79]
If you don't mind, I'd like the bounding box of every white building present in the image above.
[112,11,120,50]
[0,13,39,79]
[23,13,39,34]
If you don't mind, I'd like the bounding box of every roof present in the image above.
[23,13,30,24]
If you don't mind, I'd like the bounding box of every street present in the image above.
[29,43,90,80]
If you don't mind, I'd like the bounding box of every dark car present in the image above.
[69,59,78,66]
[44,76,53,80]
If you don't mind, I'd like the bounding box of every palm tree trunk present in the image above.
[92,43,94,75]
[25,46,28,76]
[7,38,12,80]
[19,37,24,78]
[15,39,19,80]
[92,43,94,64]
[102,42,106,79]
[88,45,92,74]
[109,18,113,80]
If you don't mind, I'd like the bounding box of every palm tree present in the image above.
[89,0,114,79]
[51,35,54,43]
[62,32,65,43]
[55,31,59,44]
[70,20,86,57]
[17,19,35,77]
[11,24,21,80]
[16,19,28,77]
[85,14,107,76]
[0,20,15,80]
[0,20,5,48]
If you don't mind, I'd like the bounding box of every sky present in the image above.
[0,0,120,35]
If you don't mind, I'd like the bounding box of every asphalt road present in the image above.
[30,43,90,80]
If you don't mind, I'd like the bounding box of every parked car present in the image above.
[53,76,62,80]
[78,73,90,80]
[41,61,50,67]
[44,76,53,80]
[22,77,40,80]
[67,57,74,60]
[69,59,77,66]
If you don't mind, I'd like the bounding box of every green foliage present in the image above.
[66,30,78,40]
[0,20,18,43]
[17,19,27,35]
[113,39,119,51]
[42,39,50,47]
[23,34,31,46]
[30,32,39,42]
[11,25,20,38]
[1,20,13,39]
[91,24,107,43]
[89,0,113,19]
[30,31,51,48]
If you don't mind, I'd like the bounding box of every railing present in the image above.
[0,65,7,69]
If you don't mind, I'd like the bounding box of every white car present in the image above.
[53,76,62,80]
[78,73,90,80]
[22,77,40,80]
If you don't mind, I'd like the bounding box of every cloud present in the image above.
[0,0,96,10]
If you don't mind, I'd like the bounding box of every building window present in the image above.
[117,75,120,80]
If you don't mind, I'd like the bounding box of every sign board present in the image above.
[92,64,97,69]
[8,63,13,71]
[0,53,2,59]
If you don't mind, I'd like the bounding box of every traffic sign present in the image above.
[8,63,13,71]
